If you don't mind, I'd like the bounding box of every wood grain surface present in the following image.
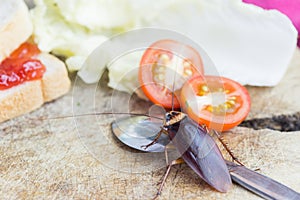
[1,48,300,199]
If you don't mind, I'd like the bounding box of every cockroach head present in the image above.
[164,111,186,126]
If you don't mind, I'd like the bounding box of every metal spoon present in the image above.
[112,116,300,200]
[111,115,169,152]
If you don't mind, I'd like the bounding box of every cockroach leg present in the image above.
[254,168,261,172]
[164,143,177,166]
[141,128,168,150]
[153,158,184,200]
[202,124,210,133]
[212,130,244,166]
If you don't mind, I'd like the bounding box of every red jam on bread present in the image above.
[0,42,46,90]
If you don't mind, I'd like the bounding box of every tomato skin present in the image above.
[139,40,204,109]
[180,75,251,132]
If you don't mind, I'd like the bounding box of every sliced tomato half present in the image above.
[180,75,251,132]
[139,40,204,109]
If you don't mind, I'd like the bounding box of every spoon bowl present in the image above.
[111,115,170,152]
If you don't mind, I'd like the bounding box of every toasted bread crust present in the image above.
[0,53,70,123]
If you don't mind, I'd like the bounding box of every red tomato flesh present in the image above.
[139,40,204,109]
[0,42,46,90]
[180,75,251,132]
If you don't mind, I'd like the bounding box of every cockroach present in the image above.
[140,110,232,197]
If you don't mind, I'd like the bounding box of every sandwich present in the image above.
[0,0,70,123]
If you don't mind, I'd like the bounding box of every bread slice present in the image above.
[0,81,43,123]
[0,0,33,63]
[0,53,71,123]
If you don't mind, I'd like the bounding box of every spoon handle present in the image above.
[226,161,300,200]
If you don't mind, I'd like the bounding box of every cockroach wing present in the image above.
[168,117,232,192]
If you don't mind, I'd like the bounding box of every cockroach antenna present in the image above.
[33,112,164,121]
[171,68,176,112]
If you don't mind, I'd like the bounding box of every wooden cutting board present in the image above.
[1,49,300,199]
